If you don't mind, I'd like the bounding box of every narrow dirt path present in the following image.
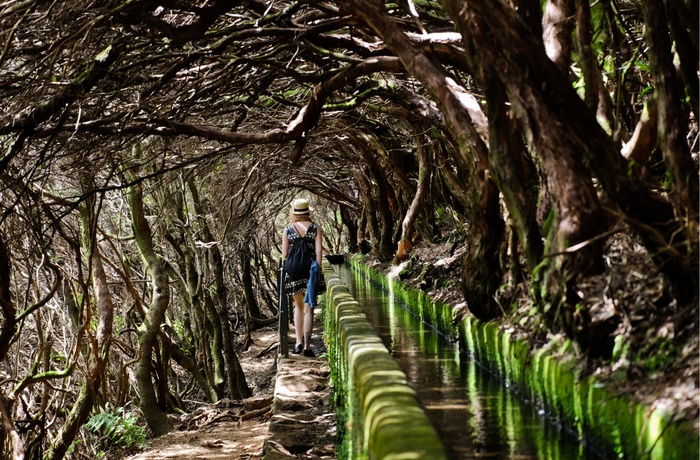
[263,324,335,459]
[128,315,336,460]
[127,327,279,460]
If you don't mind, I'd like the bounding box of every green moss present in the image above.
[542,208,555,238]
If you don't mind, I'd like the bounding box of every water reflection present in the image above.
[337,264,601,460]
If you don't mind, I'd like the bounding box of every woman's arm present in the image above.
[281,227,289,259]
[315,226,323,265]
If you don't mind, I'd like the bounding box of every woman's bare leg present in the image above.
[304,304,314,350]
[293,292,304,347]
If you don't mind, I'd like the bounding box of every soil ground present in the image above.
[127,327,280,460]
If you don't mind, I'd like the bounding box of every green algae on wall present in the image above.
[349,261,456,340]
[322,265,447,460]
[349,257,699,460]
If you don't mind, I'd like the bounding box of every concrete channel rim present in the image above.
[323,265,448,460]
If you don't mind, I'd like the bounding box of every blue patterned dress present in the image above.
[284,223,318,295]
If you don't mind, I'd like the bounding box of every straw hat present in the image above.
[292,198,311,215]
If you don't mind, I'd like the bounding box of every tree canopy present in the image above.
[0,0,697,457]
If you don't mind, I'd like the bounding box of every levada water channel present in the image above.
[331,262,610,460]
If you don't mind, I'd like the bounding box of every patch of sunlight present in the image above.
[388,262,406,279]
[384,453,426,460]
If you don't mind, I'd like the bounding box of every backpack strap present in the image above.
[304,223,317,240]
[287,224,301,238]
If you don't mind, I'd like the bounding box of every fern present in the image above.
[85,405,148,454]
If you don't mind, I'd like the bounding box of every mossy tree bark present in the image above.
[483,76,543,271]
[241,248,263,320]
[665,0,699,116]
[641,0,699,224]
[187,178,250,399]
[360,134,397,262]
[126,176,173,436]
[575,0,614,132]
[203,295,227,397]
[364,120,415,227]
[433,141,471,217]
[163,261,220,402]
[345,135,395,262]
[79,183,115,364]
[339,204,359,253]
[542,0,575,73]
[445,0,609,340]
[397,124,432,262]
[513,0,543,38]
[0,237,22,457]
[444,0,698,338]
[158,180,221,402]
[44,383,94,460]
[47,182,115,460]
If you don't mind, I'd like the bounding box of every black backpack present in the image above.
[284,225,314,280]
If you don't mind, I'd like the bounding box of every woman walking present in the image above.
[281,198,323,357]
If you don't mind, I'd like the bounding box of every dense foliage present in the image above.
[0,0,696,457]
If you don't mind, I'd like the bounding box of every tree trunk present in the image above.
[353,207,368,254]
[241,249,263,319]
[47,187,116,459]
[484,76,543,270]
[79,188,114,362]
[339,204,358,253]
[160,184,225,402]
[350,162,385,259]
[351,131,396,261]
[0,236,16,370]
[575,0,614,133]
[127,179,172,436]
[542,0,576,73]
[447,0,697,314]
[203,295,226,397]
[163,263,219,402]
[0,394,23,460]
[0,239,19,455]
[187,178,249,399]
[397,125,432,262]
[460,180,505,321]
[433,142,471,215]
[666,0,699,116]
[513,0,543,38]
[641,0,699,221]
[444,0,607,336]
[215,254,250,400]
[44,383,94,460]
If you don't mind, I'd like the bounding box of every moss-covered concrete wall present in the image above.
[322,265,447,460]
[350,258,699,460]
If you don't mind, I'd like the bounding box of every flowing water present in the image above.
[335,263,608,460]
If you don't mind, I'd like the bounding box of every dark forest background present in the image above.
[0,0,696,457]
